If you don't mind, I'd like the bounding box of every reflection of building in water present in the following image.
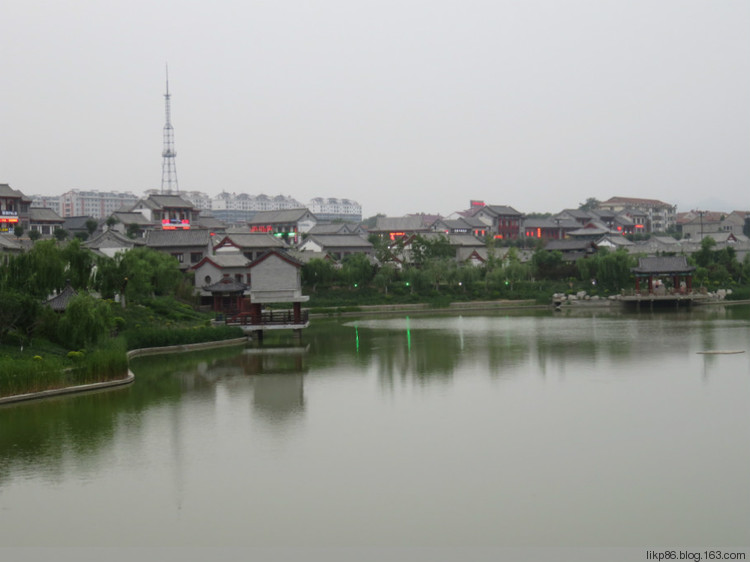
[252,374,305,421]
[240,348,308,423]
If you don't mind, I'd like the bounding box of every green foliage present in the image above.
[302,258,337,291]
[57,293,114,350]
[532,248,565,279]
[122,325,245,351]
[577,249,635,292]
[53,227,69,241]
[578,197,600,211]
[13,224,24,238]
[0,290,41,345]
[61,238,95,289]
[94,247,182,303]
[85,218,99,236]
[28,230,41,241]
[340,253,374,287]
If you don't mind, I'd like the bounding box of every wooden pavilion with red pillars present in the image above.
[624,256,701,309]
[631,256,696,295]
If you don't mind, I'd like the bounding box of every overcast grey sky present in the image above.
[1,0,748,217]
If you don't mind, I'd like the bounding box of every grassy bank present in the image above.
[0,297,244,399]
[0,338,129,398]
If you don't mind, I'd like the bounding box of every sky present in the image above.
[1,0,748,218]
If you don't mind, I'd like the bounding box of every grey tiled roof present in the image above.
[45,283,77,311]
[146,194,195,209]
[84,229,144,249]
[632,256,695,274]
[29,207,64,222]
[217,233,287,249]
[247,208,314,224]
[145,229,211,248]
[374,216,428,232]
[304,234,373,248]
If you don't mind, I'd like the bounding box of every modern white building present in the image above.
[210,192,303,223]
[307,197,362,222]
[32,190,140,219]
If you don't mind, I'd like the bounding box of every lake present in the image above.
[1,306,749,551]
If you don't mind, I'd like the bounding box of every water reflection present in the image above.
[2,306,749,497]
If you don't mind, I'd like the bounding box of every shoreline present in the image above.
[3,298,749,405]
[0,337,249,406]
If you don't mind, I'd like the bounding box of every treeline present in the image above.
[0,239,191,350]
[300,234,750,306]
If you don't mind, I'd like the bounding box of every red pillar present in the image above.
[648,276,654,294]
[635,277,641,294]
[687,275,693,293]
[293,302,301,323]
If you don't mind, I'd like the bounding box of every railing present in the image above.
[228,309,309,326]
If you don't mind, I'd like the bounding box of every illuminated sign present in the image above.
[250,225,273,233]
[162,219,190,230]
[0,210,19,224]
[470,200,485,207]
[389,232,406,241]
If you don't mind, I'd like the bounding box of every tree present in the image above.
[532,248,565,280]
[105,215,119,230]
[0,290,40,345]
[340,253,374,287]
[126,223,141,239]
[578,197,600,211]
[61,238,95,290]
[53,227,69,242]
[29,230,41,242]
[57,293,114,350]
[85,218,99,237]
[118,247,182,303]
[13,224,24,239]
[373,264,397,295]
[301,258,336,292]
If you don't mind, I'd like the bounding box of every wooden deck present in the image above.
[223,309,310,332]
[618,293,711,309]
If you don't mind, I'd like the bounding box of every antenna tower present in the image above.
[161,65,179,193]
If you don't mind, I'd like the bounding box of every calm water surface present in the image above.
[1,307,749,547]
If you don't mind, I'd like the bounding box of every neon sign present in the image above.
[162,219,190,230]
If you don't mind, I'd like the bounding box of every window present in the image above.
[191,252,202,263]
[172,253,184,263]
[205,275,212,284]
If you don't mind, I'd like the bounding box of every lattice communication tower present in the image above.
[161,66,179,193]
